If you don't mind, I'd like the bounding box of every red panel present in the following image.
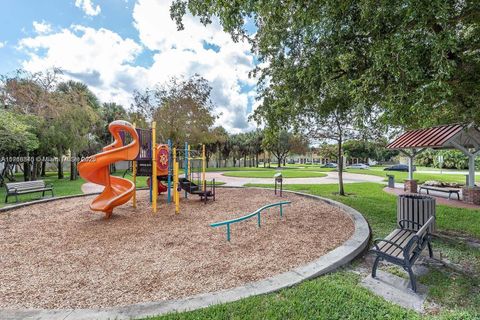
[387,124,464,149]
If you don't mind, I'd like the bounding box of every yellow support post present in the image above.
[132,123,137,208]
[173,147,180,214]
[175,161,180,214]
[202,144,206,191]
[152,121,157,214]
[188,144,191,181]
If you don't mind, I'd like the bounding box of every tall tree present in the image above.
[247,130,264,167]
[1,69,63,180]
[0,110,39,185]
[132,75,217,146]
[262,129,294,168]
[204,126,228,167]
[56,80,100,180]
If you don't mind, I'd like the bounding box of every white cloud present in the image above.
[19,25,144,106]
[132,0,257,132]
[0,41,5,48]
[75,0,101,16]
[33,21,52,34]
[17,0,259,133]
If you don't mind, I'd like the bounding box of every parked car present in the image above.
[384,164,416,172]
[347,163,370,169]
[322,163,337,168]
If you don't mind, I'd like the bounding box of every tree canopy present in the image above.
[171,0,480,128]
[132,75,217,146]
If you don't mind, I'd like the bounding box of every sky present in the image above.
[0,0,259,133]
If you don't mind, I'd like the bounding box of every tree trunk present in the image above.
[256,154,259,167]
[31,153,37,181]
[276,155,281,168]
[337,138,345,196]
[23,152,31,181]
[41,160,46,177]
[283,158,286,166]
[243,156,247,167]
[233,157,236,167]
[57,150,64,179]
[71,151,79,180]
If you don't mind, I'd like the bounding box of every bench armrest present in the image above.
[398,220,424,230]
[372,238,405,252]
[46,184,54,188]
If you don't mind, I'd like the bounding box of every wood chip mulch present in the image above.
[0,188,354,309]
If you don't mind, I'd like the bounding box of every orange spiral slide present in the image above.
[78,120,139,218]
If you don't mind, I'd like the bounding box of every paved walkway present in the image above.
[205,171,385,187]
[81,171,385,193]
[81,182,104,194]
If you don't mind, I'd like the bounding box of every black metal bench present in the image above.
[370,216,435,292]
[419,185,460,200]
[5,180,54,203]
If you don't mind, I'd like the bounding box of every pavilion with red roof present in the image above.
[387,123,480,204]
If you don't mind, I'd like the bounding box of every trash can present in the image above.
[274,172,283,196]
[397,194,436,233]
[387,174,395,188]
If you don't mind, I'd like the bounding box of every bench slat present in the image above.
[378,229,415,258]
[6,181,46,189]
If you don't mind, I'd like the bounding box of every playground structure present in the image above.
[78,120,215,218]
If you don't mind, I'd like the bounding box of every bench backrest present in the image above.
[415,216,435,240]
[6,180,46,191]
[404,216,435,260]
[397,195,436,233]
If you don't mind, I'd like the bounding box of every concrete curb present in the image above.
[0,188,150,213]
[1,187,370,320]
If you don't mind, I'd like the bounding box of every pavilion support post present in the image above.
[408,156,414,180]
[451,140,480,204]
[400,149,424,193]
[463,152,480,205]
[468,155,476,187]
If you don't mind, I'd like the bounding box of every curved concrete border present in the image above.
[0,187,370,320]
[0,187,149,213]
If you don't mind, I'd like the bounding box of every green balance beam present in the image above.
[210,201,292,241]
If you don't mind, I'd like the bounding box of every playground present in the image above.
[0,188,354,309]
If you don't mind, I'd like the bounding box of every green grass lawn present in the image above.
[155,272,420,320]
[149,182,480,319]
[0,172,86,208]
[222,170,327,178]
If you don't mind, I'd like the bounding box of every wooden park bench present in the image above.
[5,180,54,203]
[370,216,435,292]
[419,185,460,200]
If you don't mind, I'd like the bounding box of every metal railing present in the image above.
[210,201,291,241]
